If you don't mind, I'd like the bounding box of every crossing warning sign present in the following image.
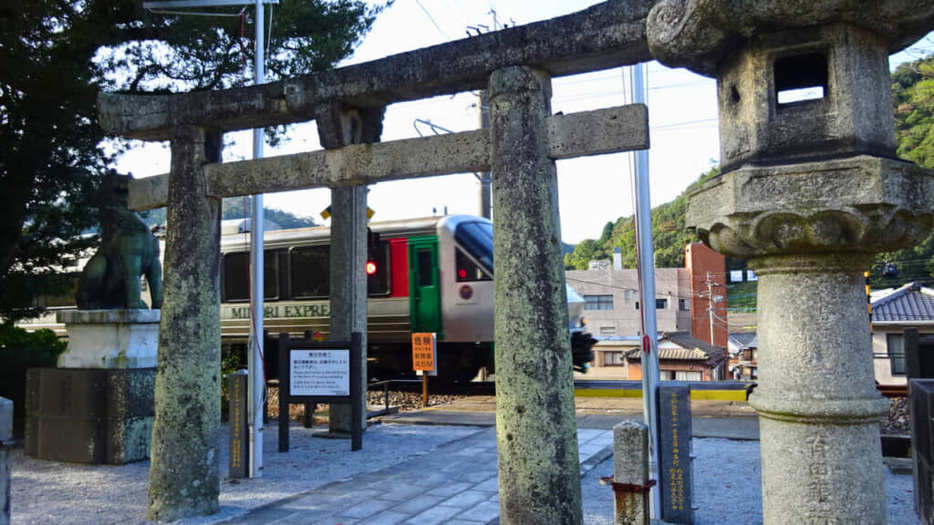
[412,332,437,373]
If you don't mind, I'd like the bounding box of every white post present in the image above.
[248,0,265,479]
[630,61,661,519]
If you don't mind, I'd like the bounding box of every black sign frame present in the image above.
[277,331,363,452]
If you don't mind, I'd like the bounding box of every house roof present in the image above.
[728,332,757,349]
[871,282,934,323]
[625,332,728,363]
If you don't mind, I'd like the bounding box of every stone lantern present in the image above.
[647,2,934,522]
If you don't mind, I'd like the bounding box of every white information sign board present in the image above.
[289,349,350,397]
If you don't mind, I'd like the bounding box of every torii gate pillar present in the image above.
[489,66,583,525]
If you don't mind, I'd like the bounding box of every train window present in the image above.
[367,243,391,296]
[290,246,330,299]
[454,221,493,274]
[416,249,434,287]
[456,248,491,282]
[222,251,280,302]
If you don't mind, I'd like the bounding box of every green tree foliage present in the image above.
[876,52,934,288]
[0,1,385,321]
[0,323,67,423]
[893,55,934,169]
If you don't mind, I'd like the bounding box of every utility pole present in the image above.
[704,271,723,346]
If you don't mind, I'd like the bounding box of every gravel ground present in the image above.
[883,397,911,435]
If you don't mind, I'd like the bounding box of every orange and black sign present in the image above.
[412,332,436,372]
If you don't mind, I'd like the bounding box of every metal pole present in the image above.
[478,90,492,219]
[708,272,716,346]
[630,62,661,519]
[248,0,265,479]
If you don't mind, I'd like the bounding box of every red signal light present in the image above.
[366,260,378,275]
[458,269,467,279]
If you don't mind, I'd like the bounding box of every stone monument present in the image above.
[25,171,162,464]
[647,1,934,522]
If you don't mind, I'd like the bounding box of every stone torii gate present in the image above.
[97,1,934,523]
[100,2,652,522]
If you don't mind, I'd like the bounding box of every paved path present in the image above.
[223,427,614,525]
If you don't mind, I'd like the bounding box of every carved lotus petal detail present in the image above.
[698,208,931,260]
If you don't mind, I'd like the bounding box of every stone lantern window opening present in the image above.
[774,52,828,107]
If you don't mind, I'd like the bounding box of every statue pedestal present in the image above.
[25,309,159,464]
[56,309,160,369]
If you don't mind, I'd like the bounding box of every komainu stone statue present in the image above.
[76,172,163,310]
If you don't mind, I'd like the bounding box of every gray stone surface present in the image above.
[97,1,654,141]
[489,65,582,525]
[56,309,160,369]
[127,104,647,211]
[687,157,934,259]
[146,126,223,521]
[611,420,649,524]
[646,0,934,76]
[324,103,380,435]
[0,397,10,525]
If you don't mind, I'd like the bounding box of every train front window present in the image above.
[416,249,434,287]
[290,246,330,299]
[456,248,491,282]
[222,251,280,302]
[453,220,493,275]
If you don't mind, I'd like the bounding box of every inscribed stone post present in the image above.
[658,381,693,523]
[147,126,223,521]
[318,104,384,434]
[612,420,650,525]
[489,65,582,525]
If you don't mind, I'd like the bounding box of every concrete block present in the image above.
[24,368,155,464]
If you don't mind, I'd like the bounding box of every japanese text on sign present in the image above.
[412,332,436,372]
[290,349,350,397]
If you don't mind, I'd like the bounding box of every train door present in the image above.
[408,236,443,337]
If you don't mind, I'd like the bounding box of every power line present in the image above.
[414,0,451,39]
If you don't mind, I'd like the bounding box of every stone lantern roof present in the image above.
[646,0,934,76]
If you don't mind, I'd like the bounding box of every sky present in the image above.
[113,0,934,244]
